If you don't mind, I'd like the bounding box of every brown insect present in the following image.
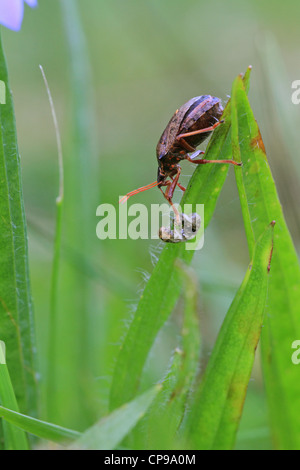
[120,96,241,213]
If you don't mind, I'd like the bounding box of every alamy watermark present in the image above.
[96,201,204,251]
[0,80,5,105]
[0,340,6,364]
[291,80,300,104]
[291,340,300,365]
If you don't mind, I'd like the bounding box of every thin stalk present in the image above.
[39,66,64,419]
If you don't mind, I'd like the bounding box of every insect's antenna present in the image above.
[119,181,159,204]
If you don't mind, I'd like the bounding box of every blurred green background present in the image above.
[2,0,300,449]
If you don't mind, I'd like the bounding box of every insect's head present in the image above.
[157,167,166,186]
[157,151,165,161]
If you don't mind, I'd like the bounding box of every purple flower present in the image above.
[0,0,37,31]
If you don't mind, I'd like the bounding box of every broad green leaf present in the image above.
[0,343,29,450]
[0,33,37,417]
[109,67,252,411]
[69,385,161,450]
[0,405,80,444]
[231,75,300,449]
[184,222,275,450]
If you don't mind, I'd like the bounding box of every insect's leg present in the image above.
[159,188,181,225]
[185,142,241,166]
[176,119,224,142]
[177,138,195,153]
[159,169,182,223]
[177,182,186,191]
[158,184,169,199]
[189,150,205,160]
[185,155,242,166]
[165,167,181,201]
[170,175,186,192]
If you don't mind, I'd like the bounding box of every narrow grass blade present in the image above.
[0,343,29,450]
[39,65,65,421]
[109,67,252,411]
[0,33,37,416]
[69,385,161,450]
[0,405,80,444]
[169,261,201,420]
[231,75,300,449]
[134,262,201,450]
[0,386,160,448]
[184,222,274,450]
[52,0,99,428]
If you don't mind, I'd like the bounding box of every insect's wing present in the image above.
[178,96,223,149]
[156,97,201,158]
[178,96,220,133]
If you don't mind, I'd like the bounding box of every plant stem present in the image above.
[39,66,64,420]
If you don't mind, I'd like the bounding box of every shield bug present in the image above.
[120,95,241,214]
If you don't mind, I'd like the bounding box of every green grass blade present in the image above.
[231,75,300,449]
[39,66,65,421]
[184,222,275,450]
[69,385,161,450]
[170,261,201,416]
[0,386,160,448]
[0,342,29,450]
[0,32,37,416]
[48,0,99,428]
[109,67,252,411]
[134,261,201,450]
[0,405,80,444]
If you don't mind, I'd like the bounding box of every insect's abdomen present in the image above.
[179,96,223,149]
